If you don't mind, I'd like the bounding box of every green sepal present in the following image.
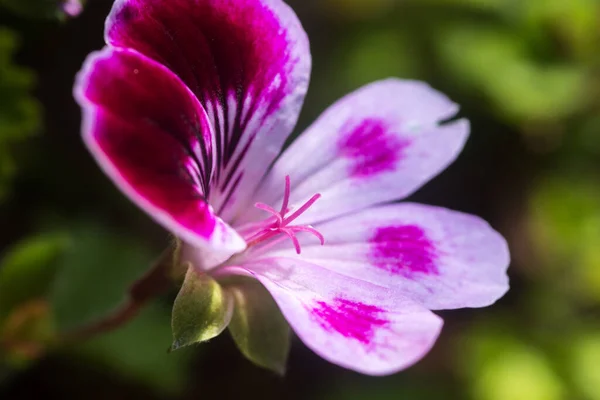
[171,267,232,350]
[225,278,290,375]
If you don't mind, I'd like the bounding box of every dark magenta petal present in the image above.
[105,0,311,221]
[74,47,245,253]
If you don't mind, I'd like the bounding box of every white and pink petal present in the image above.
[260,203,509,310]
[74,47,245,253]
[243,79,468,226]
[105,0,311,221]
[220,258,443,376]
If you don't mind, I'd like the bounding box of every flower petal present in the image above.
[74,47,245,253]
[244,79,468,226]
[221,259,443,375]
[105,0,311,221]
[260,203,510,310]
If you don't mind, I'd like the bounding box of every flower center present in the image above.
[243,176,324,254]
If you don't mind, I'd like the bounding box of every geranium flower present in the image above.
[74,0,509,375]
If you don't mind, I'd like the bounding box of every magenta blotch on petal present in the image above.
[338,119,409,178]
[370,225,439,277]
[312,298,388,345]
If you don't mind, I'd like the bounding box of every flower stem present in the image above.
[60,242,179,343]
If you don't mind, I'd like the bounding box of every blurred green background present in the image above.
[1,0,600,398]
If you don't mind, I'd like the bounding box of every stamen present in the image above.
[283,193,321,225]
[280,175,291,215]
[235,215,278,236]
[281,228,301,254]
[244,175,325,254]
[289,225,325,245]
[255,202,283,224]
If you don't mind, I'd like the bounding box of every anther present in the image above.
[245,175,324,254]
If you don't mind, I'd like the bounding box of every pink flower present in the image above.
[73,0,509,375]
[62,0,82,17]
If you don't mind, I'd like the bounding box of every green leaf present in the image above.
[76,303,190,395]
[49,224,154,331]
[437,25,586,122]
[171,267,232,350]
[530,176,600,302]
[0,28,41,201]
[226,278,290,375]
[0,28,39,140]
[0,233,68,323]
[571,332,600,400]
[519,0,599,59]
[461,324,566,400]
[342,29,422,88]
[473,343,565,400]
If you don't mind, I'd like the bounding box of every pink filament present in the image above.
[245,176,325,254]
